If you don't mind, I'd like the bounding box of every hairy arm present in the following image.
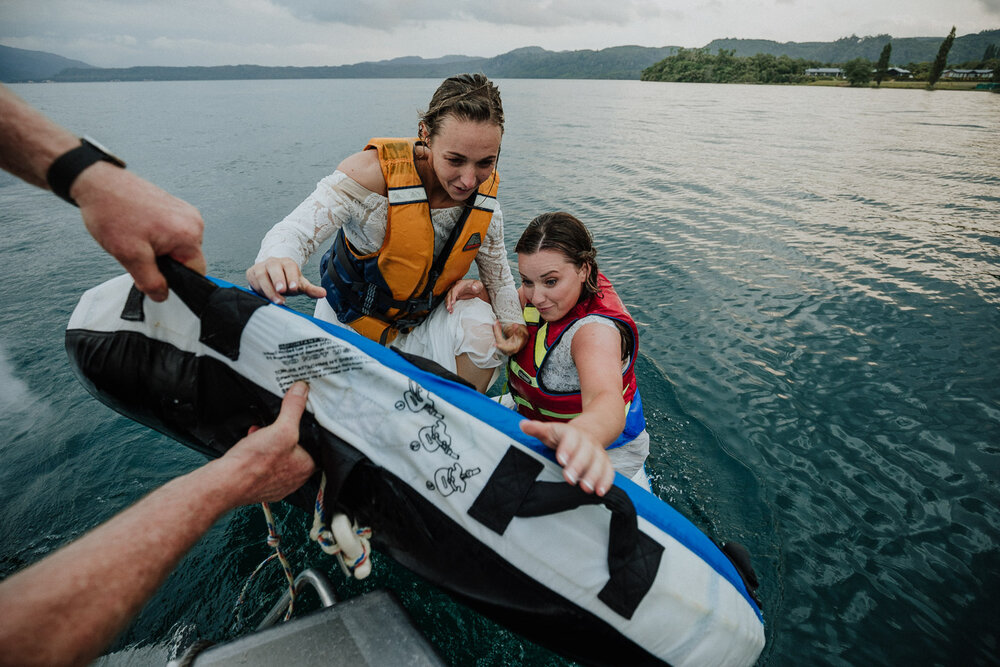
[0,383,316,667]
[0,84,79,187]
[0,84,205,301]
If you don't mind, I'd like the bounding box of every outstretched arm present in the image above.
[247,150,387,304]
[0,84,206,301]
[520,323,625,496]
[0,382,316,667]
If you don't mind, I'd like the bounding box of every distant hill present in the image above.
[703,29,1000,65]
[0,44,93,82]
[2,29,997,83]
[40,44,680,83]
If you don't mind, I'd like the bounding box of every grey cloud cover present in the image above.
[1,0,997,68]
[272,0,665,29]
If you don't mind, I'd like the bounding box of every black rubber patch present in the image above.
[469,446,664,619]
[120,284,145,322]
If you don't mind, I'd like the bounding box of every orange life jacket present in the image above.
[320,137,498,344]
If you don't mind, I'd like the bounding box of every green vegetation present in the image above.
[928,26,957,88]
[3,29,996,85]
[701,29,999,65]
[641,30,996,90]
[972,43,1000,84]
[844,58,873,86]
[639,48,823,84]
[23,45,679,83]
[0,44,92,82]
[874,43,892,86]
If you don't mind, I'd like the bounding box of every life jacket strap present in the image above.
[326,231,444,329]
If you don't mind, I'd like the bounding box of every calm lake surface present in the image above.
[1,79,997,666]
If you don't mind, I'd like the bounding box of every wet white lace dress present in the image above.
[256,171,522,375]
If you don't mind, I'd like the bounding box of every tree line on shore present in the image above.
[4,29,997,85]
[642,27,999,88]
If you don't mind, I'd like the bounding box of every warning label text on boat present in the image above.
[263,337,368,390]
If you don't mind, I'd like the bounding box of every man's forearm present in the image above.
[0,84,79,189]
[0,384,312,667]
[0,461,242,667]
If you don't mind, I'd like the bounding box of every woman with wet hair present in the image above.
[248,74,526,392]
[448,212,649,495]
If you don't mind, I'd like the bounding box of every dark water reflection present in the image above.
[1,80,997,665]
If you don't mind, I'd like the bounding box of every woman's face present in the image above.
[426,115,501,202]
[518,249,589,322]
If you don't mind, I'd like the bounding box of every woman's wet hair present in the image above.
[515,212,600,302]
[419,73,505,141]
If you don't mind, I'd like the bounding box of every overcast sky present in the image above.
[2,0,999,68]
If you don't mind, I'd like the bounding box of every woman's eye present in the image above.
[545,279,557,287]
[447,158,463,166]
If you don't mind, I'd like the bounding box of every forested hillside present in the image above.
[2,29,996,83]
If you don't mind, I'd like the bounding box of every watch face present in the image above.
[81,135,127,168]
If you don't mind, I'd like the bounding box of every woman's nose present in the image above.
[461,170,478,188]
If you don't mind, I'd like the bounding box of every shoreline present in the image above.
[806,79,994,90]
[9,77,996,91]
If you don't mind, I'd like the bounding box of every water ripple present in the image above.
[3,79,998,666]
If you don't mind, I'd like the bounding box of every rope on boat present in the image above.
[309,471,373,579]
[234,502,298,624]
[233,473,373,628]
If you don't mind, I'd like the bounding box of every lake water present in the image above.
[1,78,997,666]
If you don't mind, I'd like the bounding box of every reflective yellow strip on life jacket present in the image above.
[515,384,634,422]
[512,394,582,420]
[508,359,538,389]
[533,321,548,369]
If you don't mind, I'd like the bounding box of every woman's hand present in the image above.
[445,279,489,312]
[520,419,615,497]
[493,321,528,355]
[246,257,326,305]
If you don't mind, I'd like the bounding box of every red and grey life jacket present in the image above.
[320,137,498,344]
[507,274,645,449]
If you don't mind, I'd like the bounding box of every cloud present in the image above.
[272,0,668,29]
[1,0,997,68]
[975,0,1000,14]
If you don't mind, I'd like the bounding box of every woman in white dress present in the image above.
[247,74,526,392]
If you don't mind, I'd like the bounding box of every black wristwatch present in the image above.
[46,136,127,206]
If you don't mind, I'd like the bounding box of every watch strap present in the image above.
[47,138,126,207]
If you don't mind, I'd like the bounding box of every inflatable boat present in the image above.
[65,259,765,667]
